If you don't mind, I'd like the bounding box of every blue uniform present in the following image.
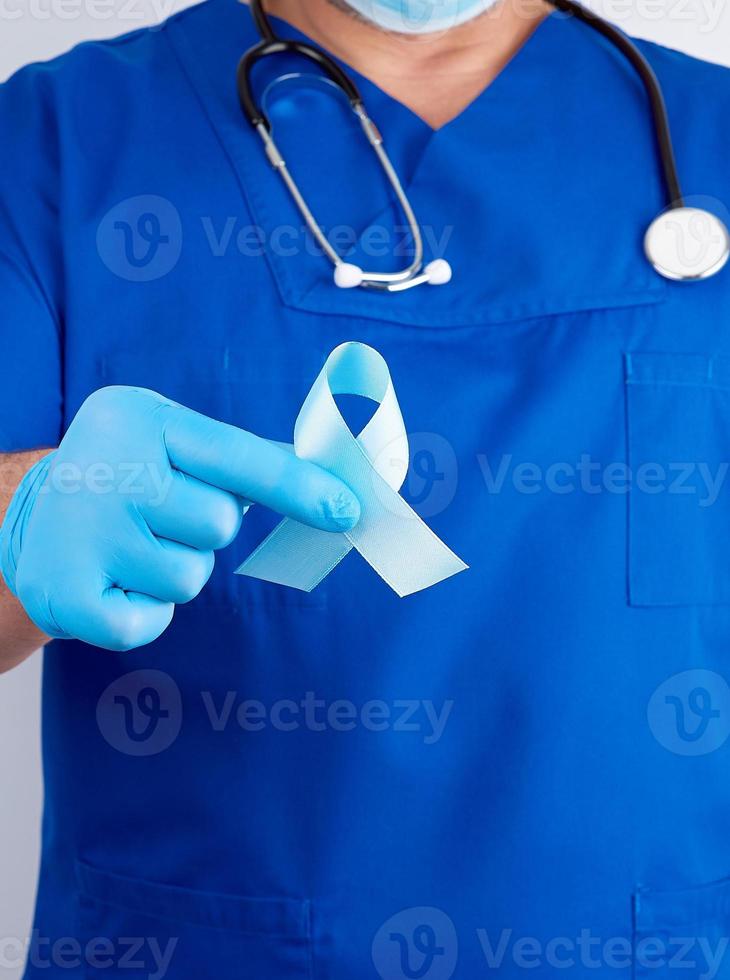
[3,1,730,976]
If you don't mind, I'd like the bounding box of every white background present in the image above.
[1,1,729,977]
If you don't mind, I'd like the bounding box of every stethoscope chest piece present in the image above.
[644,207,730,282]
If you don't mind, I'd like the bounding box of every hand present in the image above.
[0,387,360,651]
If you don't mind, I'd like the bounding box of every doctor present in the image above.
[2,0,730,976]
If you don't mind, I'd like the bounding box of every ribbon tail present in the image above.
[236,518,353,592]
[353,530,468,598]
[346,466,468,598]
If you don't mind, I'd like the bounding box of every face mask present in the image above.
[341,0,500,34]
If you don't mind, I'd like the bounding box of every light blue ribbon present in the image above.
[237,343,467,597]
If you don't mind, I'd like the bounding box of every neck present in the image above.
[261,0,551,129]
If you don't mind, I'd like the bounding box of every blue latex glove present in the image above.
[0,386,360,651]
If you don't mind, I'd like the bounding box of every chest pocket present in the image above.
[633,874,730,979]
[625,351,730,607]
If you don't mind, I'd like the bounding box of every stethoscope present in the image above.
[237,0,730,291]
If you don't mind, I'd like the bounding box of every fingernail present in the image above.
[325,490,361,530]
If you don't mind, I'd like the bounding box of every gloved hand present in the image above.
[0,386,360,651]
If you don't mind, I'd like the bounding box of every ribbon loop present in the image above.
[237,342,468,597]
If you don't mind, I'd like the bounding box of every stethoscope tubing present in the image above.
[241,0,683,208]
[238,0,729,288]
[547,0,683,208]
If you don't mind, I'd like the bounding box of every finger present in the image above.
[95,590,175,652]
[139,470,246,551]
[110,535,215,606]
[32,579,175,652]
[159,405,360,533]
[15,551,175,651]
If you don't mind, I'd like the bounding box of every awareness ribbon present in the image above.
[237,342,468,597]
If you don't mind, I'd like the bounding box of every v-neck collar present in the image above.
[257,3,557,137]
[231,1,560,171]
[165,0,667,328]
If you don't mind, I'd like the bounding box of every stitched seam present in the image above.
[78,893,309,941]
[626,379,730,392]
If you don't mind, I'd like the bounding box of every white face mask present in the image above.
[341,0,501,34]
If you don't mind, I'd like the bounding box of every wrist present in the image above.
[0,452,56,597]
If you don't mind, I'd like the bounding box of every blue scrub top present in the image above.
[3,1,730,976]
